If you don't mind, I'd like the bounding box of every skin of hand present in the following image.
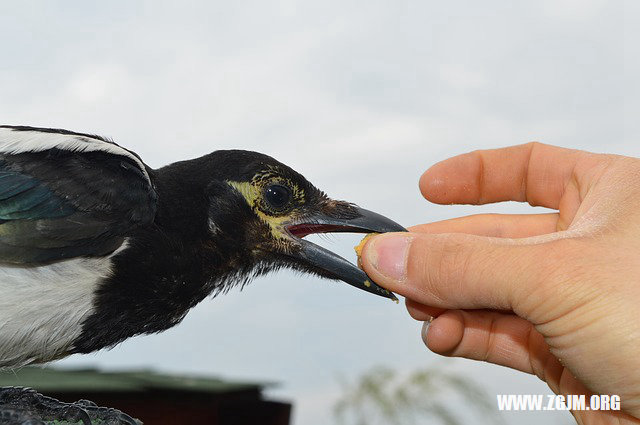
[360,142,640,424]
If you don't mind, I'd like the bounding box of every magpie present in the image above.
[0,125,405,368]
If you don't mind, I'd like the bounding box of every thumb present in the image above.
[360,232,550,312]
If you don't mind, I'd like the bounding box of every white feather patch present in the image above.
[0,127,150,183]
[0,242,128,368]
[208,217,221,235]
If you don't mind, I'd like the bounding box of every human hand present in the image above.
[360,143,640,423]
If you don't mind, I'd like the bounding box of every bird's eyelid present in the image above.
[226,179,306,217]
[267,178,305,203]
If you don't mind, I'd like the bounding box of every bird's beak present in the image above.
[284,206,406,301]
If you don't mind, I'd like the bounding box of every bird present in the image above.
[0,125,405,368]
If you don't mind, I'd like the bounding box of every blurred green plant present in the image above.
[334,362,505,425]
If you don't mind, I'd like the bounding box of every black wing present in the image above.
[0,126,157,264]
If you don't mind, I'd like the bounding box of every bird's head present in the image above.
[187,150,405,301]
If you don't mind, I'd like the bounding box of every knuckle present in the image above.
[511,238,592,316]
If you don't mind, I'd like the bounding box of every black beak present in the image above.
[285,206,406,301]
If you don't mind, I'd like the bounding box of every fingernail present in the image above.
[366,234,411,281]
[421,318,433,346]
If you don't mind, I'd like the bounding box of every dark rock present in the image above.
[0,387,141,425]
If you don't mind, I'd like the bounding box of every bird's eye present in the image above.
[264,184,292,210]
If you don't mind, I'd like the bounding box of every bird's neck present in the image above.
[72,163,246,354]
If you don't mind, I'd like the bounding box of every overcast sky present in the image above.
[0,1,636,424]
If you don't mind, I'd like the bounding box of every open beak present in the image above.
[284,206,406,301]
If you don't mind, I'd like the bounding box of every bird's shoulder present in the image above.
[0,126,158,264]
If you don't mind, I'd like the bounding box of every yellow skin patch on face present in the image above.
[226,179,302,241]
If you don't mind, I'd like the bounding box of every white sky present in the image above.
[0,1,636,424]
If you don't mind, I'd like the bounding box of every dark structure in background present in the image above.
[0,367,291,425]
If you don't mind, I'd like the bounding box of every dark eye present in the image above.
[264,184,292,210]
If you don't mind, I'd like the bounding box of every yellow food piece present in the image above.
[354,233,377,259]
[355,233,399,303]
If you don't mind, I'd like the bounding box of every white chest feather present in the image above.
[0,256,114,367]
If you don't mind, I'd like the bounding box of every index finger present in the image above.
[420,142,596,209]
